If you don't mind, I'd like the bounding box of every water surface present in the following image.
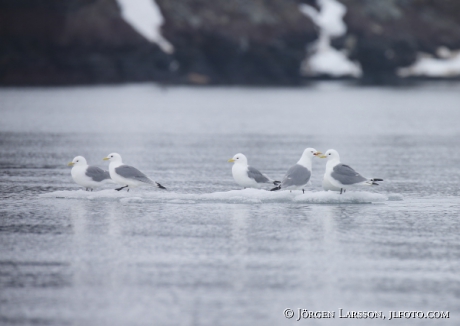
[1,83,460,325]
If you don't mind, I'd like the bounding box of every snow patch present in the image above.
[398,49,460,77]
[116,0,173,53]
[41,188,389,205]
[300,0,361,77]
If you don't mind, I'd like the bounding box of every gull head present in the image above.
[322,149,340,161]
[302,148,322,159]
[103,153,122,163]
[228,153,248,165]
[68,156,87,167]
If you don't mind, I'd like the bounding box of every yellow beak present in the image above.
[228,158,235,163]
[67,162,74,166]
[103,157,109,161]
[318,153,327,158]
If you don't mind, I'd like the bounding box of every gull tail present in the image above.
[368,178,383,186]
[156,182,167,190]
[273,180,281,186]
[270,185,281,191]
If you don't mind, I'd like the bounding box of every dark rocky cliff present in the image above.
[0,0,318,85]
[0,0,172,85]
[156,0,317,85]
[1,0,459,86]
[340,0,460,83]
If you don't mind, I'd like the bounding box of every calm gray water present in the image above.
[1,83,460,325]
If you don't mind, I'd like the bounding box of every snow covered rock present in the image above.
[0,0,174,85]
[340,0,460,82]
[155,0,318,85]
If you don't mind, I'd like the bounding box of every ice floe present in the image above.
[41,188,391,205]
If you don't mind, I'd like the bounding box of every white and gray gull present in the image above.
[320,149,383,194]
[68,156,113,191]
[228,153,280,189]
[271,148,322,194]
[103,153,166,191]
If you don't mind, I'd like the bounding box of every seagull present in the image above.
[68,156,113,191]
[322,178,342,192]
[103,153,166,191]
[271,148,322,194]
[228,153,280,189]
[320,149,383,194]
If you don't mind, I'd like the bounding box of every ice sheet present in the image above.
[40,188,390,205]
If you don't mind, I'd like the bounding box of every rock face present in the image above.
[0,0,317,86]
[339,0,460,83]
[1,0,459,85]
[0,0,172,85]
[156,0,318,85]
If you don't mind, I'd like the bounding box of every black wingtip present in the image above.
[372,178,384,182]
[156,182,167,190]
[273,180,281,185]
[372,182,379,186]
[270,185,281,192]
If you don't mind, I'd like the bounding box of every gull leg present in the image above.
[302,189,305,194]
[340,188,343,195]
